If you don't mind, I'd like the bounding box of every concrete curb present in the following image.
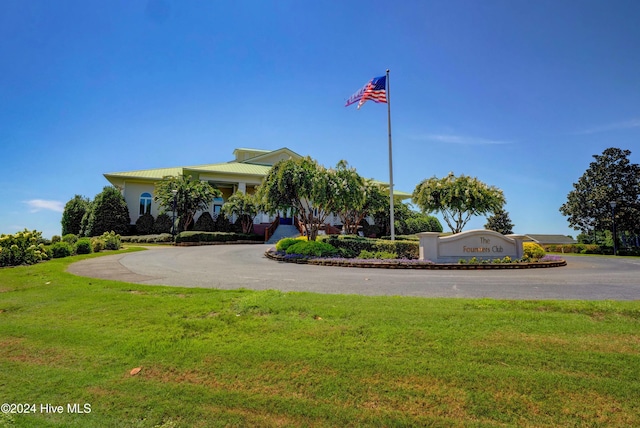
[264,250,567,269]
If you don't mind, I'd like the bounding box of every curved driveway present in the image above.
[67,244,640,300]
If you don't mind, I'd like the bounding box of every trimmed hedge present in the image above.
[285,240,338,257]
[319,235,419,259]
[121,234,174,244]
[175,231,263,244]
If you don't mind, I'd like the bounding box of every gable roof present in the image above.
[104,148,297,182]
[231,147,303,165]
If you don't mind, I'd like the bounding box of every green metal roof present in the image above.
[188,163,272,175]
[104,167,184,180]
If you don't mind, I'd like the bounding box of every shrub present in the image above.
[194,212,215,232]
[0,230,48,267]
[75,237,93,254]
[320,235,419,259]
[213,213,233,232]
[358,250,397,259]
[51,235,61,244]
[50,241,73,258]
[62,233,78,245]
[100,231,122,250]
[175,231,263,243]
[523,242,545,261]
[275,237,300,252]
[285,241,338,257]
[91,238,105,253]
[121,233,174,244]
[135,213,155,235]
[153,213,173,234]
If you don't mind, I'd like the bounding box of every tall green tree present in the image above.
[331,161,372,234]
[61,195,90,236]
[257,157,336,241]
[560,147,640,236]
[222,191,260,234]
[155,174,221,232]
[484,208,514,235]
[85,186,131,236]
[412,172,505,234]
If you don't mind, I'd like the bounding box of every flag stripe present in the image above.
[345,75,387,109]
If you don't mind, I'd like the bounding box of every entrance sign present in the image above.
[418,230,526,263]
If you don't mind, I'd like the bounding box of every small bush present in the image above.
[213,213,233,232]
[50,241,73,258]
[62,234,78,245]
[194,212,216,232]
[0,229,48,266]
[285,241,338,257]
[153,213,173,234]
[51,235,61,244]
[75,237,93,254]
[100,231,121,250]
[91,238,105,252]
[135,213,155,235]
[523,242,545,261]
[275,237,300,252]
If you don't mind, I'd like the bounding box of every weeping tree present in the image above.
[154,174,221,232]
[222,191,260,234]
[413,172,505,234]
[257,157,337,241]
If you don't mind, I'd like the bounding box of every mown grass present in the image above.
[1,250,639,427]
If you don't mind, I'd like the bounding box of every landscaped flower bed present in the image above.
[265,248,567,269]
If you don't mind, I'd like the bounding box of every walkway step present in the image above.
[267,225,300,244]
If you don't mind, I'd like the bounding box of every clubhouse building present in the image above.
[104,147,409,235]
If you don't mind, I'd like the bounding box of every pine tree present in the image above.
[484,208,514,235]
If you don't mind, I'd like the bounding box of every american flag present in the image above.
[345,75,387,109]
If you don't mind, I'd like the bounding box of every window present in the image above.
[139,192,152,215]
[213,197,224,215]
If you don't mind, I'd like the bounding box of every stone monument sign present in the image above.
[417,230,526,263]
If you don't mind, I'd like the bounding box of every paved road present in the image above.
[67,244,640,300]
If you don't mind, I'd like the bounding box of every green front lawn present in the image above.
[1,251,639,427]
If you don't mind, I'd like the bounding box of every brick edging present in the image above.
[264,250,567,269]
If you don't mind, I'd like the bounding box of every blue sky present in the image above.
[2,0,640,239]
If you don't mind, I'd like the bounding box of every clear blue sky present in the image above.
[2,0,639,239]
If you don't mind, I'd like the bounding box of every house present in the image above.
[104,147,409,235]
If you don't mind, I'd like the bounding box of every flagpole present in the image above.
[386,69,395,241]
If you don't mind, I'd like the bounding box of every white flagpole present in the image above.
[386,69,395,241]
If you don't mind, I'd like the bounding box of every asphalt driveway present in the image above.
[67,244,640,300]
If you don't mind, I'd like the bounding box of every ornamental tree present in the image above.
[412,172,505,234]
[222,191,260,234]
[560,147,640,237]
[154,174,221,232]
[257,157,337,241]
[331,161,384,234]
